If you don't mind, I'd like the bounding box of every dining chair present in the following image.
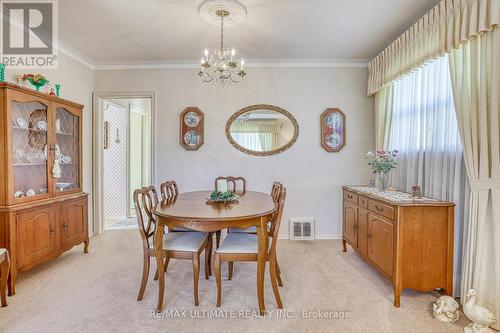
[214,176,247,194]
[159,180,193,233]
[214,176,247,248]
[229,181,282,234]
[226,182,284,281]
[134,186,211,306]
[0,248,10,307]
[214,187,287,309]
[160,180,178,202]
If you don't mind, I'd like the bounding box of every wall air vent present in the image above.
[289,218,315,240]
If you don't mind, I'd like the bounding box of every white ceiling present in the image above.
[59,0,440,66]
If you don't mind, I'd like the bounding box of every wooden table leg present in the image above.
[154,223,166,311]
[256,216,268,315]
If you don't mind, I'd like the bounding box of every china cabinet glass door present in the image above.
[54,107,80,193]
[11,101,50,200]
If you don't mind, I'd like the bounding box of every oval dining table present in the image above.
[153,190,277,315]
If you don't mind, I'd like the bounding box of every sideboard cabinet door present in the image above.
[16,207,56,268]
[61,199,87,251]
[343,202,358,247]
[357,209,368,256]
[367,215,394,277]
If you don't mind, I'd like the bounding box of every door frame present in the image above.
[92,92,155,235]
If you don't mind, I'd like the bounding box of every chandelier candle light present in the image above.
[199,9,246,85]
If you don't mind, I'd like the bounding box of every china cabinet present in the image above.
[342,186,454,307]
[0,83,88,295]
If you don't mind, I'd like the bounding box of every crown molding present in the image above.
[55,41,97,70]
[93,59,368,70]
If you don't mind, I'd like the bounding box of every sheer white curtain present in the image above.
[231,133,263,151]
[387,55,470,295]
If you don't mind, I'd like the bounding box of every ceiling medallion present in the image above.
[198,0,247,86]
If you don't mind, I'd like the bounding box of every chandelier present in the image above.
[199,9,246,85]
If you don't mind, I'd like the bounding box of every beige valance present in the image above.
[230,120,282,133]
[367,0,500,96]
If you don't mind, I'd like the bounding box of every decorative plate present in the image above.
[16,118,28,128]
[184,130,201,147]
[37,120,48,131]
[26,189,36,197]
[321,108,345,152]
[184,111,201,128]
[325,132,342,149]
[180,107,204,151]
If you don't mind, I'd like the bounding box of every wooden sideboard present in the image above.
[0,83,88,295]
[342,186,454,307]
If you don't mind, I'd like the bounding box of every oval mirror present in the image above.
[226,104,299,156]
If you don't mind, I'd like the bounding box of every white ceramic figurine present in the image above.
[463,289,497,333]
[433,295,460,323]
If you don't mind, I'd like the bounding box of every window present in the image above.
[387,55,469,295]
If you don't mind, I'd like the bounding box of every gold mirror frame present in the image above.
[226,104,299,156]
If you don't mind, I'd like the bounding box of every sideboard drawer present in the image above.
[344,190,358,204]
[368,199,395,220]
[359,195,368,208]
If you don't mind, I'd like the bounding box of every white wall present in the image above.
[7,53,94,232]
[94,67,374,238]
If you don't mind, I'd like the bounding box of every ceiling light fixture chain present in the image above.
[198,6,246,86]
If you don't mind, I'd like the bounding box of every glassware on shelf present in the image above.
[11,101,48,199]
[55,107,79,192]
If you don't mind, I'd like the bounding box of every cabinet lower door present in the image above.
[61,199,87,250]
[368,215,394,277]
[343,203,357,246]
[357,209,368,256]
[16,207,56,268]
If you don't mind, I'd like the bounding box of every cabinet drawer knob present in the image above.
[347,194,353,199]
[353,224,358,229]
[49,227,55,234]
[367,233,373,238]
[375,205,384,212]
[63,223,68,229]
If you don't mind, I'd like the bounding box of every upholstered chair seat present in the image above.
[160,232,209,252]
[216,233,271,254]
[227,226,257,233]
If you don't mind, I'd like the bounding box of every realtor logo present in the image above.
[1,0,58,68]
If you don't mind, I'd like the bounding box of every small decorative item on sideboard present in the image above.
[411,185,422,199]
[366,149,398,191]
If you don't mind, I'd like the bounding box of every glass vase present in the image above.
[376,172,389,191]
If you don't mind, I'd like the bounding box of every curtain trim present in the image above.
[367,0,500,96]
[469,177,500,191]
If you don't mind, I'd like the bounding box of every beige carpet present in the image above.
[0,230,470,333]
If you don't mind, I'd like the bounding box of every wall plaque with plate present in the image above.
[321,108,345,152]
[180,107,204,150]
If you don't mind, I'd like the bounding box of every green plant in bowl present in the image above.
[209,190,236,201]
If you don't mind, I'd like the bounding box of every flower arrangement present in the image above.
[21,74,49,91]
[209,190,236,200]
[366,150,399,190]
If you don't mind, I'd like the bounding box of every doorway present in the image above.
[93,93,154,234]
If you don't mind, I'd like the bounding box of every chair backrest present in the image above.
[269,187,286,253]
[133,186,159,249]
[271,181,282,203]
[214,176,246,194]
[160,180,178,202]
